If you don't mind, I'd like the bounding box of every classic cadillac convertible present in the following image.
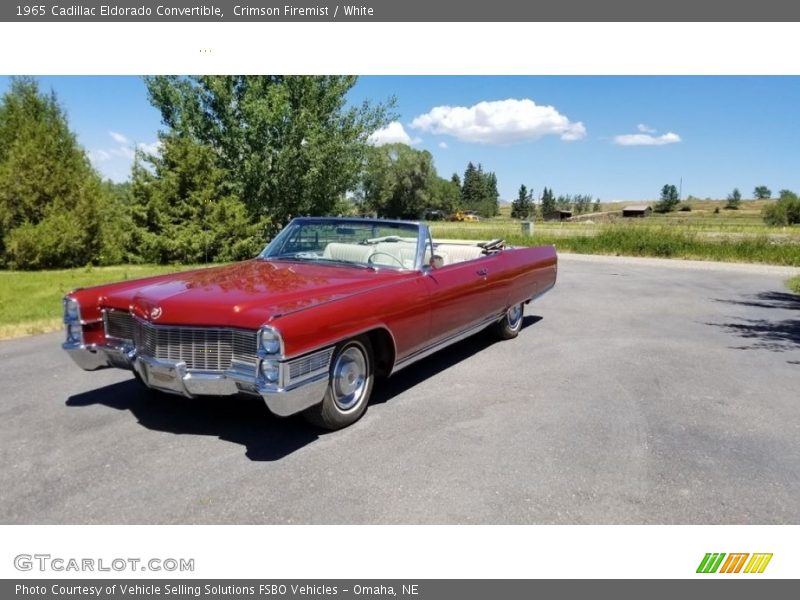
[63,218,557,429]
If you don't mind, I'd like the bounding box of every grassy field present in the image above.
[0,264,199,339]
[788,276,800,295]
[433,198,800,266]
[2,198,798,340]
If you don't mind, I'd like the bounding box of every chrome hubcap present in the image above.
[507,304,523,329]
[332,346,367,411]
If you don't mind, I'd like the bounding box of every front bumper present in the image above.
[63,341,328,417]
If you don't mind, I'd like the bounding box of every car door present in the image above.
[421,254,499,344]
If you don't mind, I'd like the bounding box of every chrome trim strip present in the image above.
[262,276,416,324]
[126,312,260,336]
[414,223,431,271]
[272,324,398,363]
[390,312,503,375]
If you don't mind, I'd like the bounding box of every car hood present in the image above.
[98,259,409,329]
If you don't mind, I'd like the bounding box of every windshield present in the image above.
[260,219,422,270]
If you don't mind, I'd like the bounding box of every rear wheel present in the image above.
[494,302,524,340]
[303,336,374,430]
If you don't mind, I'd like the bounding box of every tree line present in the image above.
[355,149,500,220]
[2,77,797,270]
[0,76,507,269]
[511,185,598,220]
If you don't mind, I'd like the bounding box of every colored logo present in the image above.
[696,553,772,574]
[149,307,162,320]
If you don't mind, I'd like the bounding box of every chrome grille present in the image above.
[105,309,136,341]
[103,310,257,371]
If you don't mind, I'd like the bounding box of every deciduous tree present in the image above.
[654,184,680,213]
[753,185,771,200]
[726,187,742,210]
[144,76,393,231]
[359,144,437,219]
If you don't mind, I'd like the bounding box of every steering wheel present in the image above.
[367,252,405,268]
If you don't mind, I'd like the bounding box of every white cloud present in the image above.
[88,149,111,164]
[637,123,657,134]
[106,145,134,159]
[410,98,586,144]
[613,131,682,146]
[89,137,160,180]
[138,141,162,155]
[368,121,420,146]
[438,141,448,149]
[109,130,129,144]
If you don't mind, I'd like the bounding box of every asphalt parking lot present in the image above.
[1,254,798,524]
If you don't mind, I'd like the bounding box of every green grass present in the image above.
[787,276,800,295]
[3,216,800,339]
[0,264,199,339]
[431,222,800,266]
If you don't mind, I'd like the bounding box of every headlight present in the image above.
[63,297,82,344]
[259,326,282,355]
[64,297,80,322]
[66,322,83,344]
[260,359,280,383]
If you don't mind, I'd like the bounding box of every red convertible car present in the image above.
[63,218,557,429]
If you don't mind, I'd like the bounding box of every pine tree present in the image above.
[0,77,111,268]
[130,135,267,264]
[540,187,557,220]
[512,184,532,219]
[460,162,481,210]
[485,172,500,216]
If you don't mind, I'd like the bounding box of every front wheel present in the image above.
[494,302,524,340]
[303,336,374,430]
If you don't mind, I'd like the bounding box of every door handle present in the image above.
[476,268,488,277]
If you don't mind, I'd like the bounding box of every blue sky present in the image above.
[2,75,798,201]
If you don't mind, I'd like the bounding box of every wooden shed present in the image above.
[622,205,652,218]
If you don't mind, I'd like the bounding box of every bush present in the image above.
[787,276,800,295]
[679,204,692,212]
[725,188,742,210]
[762,190,800,226]
[4,212,91,269]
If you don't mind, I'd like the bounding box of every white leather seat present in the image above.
[373,242,417,268]
[435,244,485,265]
[322,243,373,263]
[322,241,484,268]
[322,242,416,268]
